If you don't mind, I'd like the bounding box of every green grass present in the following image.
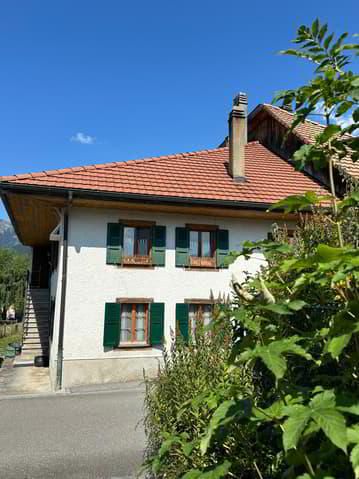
[0,333,22,354]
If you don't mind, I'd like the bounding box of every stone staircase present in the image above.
[21,288,50,360]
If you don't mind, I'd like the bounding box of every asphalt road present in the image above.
[0,387,146,479]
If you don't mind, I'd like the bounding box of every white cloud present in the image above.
[335,113,354,129]
[70,132,96,145]
[313,101,354,129]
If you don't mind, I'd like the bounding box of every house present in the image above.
[0,94,332,390]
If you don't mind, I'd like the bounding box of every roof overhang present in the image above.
[0,183,299,246]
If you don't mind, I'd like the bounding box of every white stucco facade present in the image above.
[49,206,286,389]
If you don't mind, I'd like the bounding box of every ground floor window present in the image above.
[188,304,213,336]
[120,303,149,345]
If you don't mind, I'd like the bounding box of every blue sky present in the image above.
[1,0,358,219]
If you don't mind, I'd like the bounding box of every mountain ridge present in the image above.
[0,219,29,253]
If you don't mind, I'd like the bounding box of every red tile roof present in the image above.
[0,141,329,206]
[260,104,358,178]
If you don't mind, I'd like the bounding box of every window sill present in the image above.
[122,256,152,266]
[117,343,151,349]
[189,257,216,268]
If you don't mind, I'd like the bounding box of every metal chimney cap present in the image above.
[233,92,248,106]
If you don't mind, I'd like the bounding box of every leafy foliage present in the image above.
[143,314,279,478]
[145,21,359,479]
[0,248,29,318]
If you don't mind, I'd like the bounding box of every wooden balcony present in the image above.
[189,256,216,268]
[122,255,152,266]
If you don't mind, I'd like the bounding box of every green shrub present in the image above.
[143,308,279,478]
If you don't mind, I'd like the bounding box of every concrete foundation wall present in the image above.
[62,355,163,387]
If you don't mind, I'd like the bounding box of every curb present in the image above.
[0,383,145,401]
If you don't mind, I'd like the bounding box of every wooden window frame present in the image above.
[187,225,217,268]
[122,224,153,266]
[188,303,213,336]
[118,302,150,348]
[184,298,216,304]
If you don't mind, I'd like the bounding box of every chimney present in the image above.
[228,93,247,180]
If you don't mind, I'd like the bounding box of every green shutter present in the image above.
[175,227,189,267]
[106,223,123,265]
[176,303,189,341]
[103,303,121,347]
[150,303,165,345]
[216,229,229,268]
[152,226,166,266]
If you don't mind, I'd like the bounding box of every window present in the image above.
[106,222,166,267]
[189,231,213,257]
[175,227,229,269]
[123,226,151,257]
[188,304,213,336]
[120,303,149,345]
[188,228,216,267]
[103,301,164,348]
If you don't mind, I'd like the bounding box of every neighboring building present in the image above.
[247,104,359,191]
[0,95,331,390]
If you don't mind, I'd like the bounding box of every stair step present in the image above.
[23,337,48,343]
[24,320,49,326]
[23,334,48,340]
[22,347,49,353]
[23,333,49,340]
[26,306,49,310]
[24,315,49,320]
[23,325,49,331]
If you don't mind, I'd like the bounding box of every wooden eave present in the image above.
[1,185,299,247]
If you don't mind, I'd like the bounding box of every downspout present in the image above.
[56,191,72,391]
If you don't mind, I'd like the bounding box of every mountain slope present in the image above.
[0,219,28,252]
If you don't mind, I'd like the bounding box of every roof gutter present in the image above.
[56,191,72,391]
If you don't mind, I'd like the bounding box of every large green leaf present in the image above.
[310,391,348,452]
[282,405,311,451]
[240,337,311,380]
[351,444,359,479]
[200,399,250,455]
[318,124,341,143]
[348,425,359,444]
[259,346,288,380]
[339,191,359,210]
[287,300,307,311]
[327,333,352,358]
[316,244,345,262]
[269,191,328,213]
[182,461,231,479]
[261,303,294,315]
[182,470,202,479]
[338,404,359,416]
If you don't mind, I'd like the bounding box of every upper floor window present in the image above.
[106,222,166,267]
[189,230,214,258]
[123,226,152,258]
[175,225,229,269]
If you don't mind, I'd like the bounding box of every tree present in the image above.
[0,248,29,320]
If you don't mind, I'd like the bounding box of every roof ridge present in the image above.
[262,103,328,129]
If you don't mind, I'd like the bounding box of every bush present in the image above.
[143,308,278,478]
